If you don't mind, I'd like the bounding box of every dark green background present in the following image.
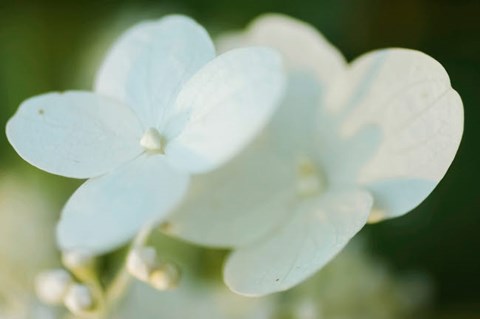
[0,0,478,317]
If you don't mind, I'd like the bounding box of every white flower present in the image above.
[6,15,285,254]
[167,14,464,296]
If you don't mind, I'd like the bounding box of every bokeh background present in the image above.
[0,0,479,318]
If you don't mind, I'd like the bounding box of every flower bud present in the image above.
[62,249,95,270]
[35,269,72,305]
[64,284,95,316]
[126,246,157,282]
[149,262,181,290]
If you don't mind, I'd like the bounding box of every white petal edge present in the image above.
[366,178,436,222]
[165,47,286,173]
[95,15,215,128]
[216,13,346,86]
[57,155,190,254]
[326,49,463,220]
[6,91,143,179]
[224,189,373,296]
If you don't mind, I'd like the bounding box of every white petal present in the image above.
[6,91,143,179]
[57,155,189,254]
[224,189,373,296]
[215,13,353,173]
[95,15,215,128]
[326,49,463,220]
[165,47,285,173]
[269,72,326,157]
[216,13,346,86]
[167,74,321,248]
[167,140,296,248]
[167,16,342,245]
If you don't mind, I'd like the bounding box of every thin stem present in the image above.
[100,224,154,317]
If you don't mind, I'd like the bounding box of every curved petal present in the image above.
[224,189,373,296]
[165,47,285,173]
[325,49,463,220]
[216,13,346,86]
[95,15,215,128]
[166,139,296,248]
[167,15,344,246]
[6,91,143,179]
[57,155,190,254]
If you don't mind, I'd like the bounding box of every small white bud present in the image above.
[35,269,72,305]
[126,246,157,282]
[63,284,94,315]
[149,263,181,290]
[62,249,94,270]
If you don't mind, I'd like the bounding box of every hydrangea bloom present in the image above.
[167,14,464,296]
[6,15,285,254]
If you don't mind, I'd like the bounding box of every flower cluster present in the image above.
[5,12,463,317]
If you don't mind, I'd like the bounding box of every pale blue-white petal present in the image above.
[325,49,463,221]
[165,47,285,173]
[167,72,323,249]
[166,138,296,248]
[215,13,377,189]
[167,72,319,248]
[95,15,215,128]
[167,16,342,246]
[6,91,143,179]
[224,189,373,296]
[57,155,189,254]
[217,13,346,86]
[215,13,347,158]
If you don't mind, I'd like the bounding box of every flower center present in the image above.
[296,156,326,197]
[140,128,165,153]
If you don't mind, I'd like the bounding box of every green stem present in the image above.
[98,225,154,318]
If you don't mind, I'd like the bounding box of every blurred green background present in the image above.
[0,0,478,318]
